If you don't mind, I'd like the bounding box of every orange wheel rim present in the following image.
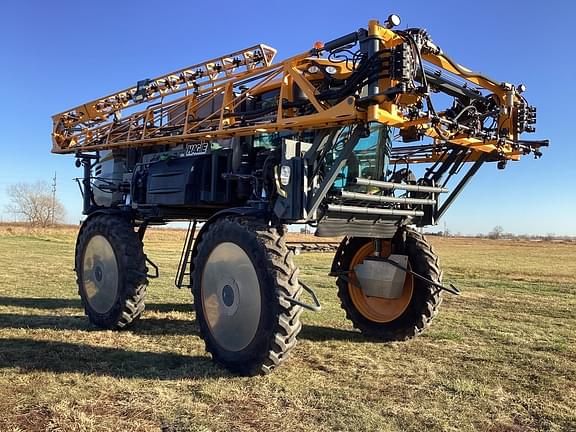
[348,241,414,323]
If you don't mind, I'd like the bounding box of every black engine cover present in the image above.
[143,154,229,206]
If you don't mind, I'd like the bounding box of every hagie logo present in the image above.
[185,142,210,156]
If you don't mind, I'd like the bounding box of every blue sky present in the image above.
[0,1,573,234]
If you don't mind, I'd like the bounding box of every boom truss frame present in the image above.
[52,20,545,167]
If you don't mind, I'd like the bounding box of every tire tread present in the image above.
[336,228,442,340]
[75,214,148,330]
[191,216,302,375]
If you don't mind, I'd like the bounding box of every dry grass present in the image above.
[0,228,574,431]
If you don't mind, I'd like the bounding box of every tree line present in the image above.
[4,181,66,227]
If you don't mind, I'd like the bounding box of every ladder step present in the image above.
[175,220,197,289]
[327,204,424,217]
[352,177,448,193]
[337,190,436,205]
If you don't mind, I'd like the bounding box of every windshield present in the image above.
[328,123,391,190]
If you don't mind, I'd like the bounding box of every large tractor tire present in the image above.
[75,214,148,329]
[191,217,302,376]
[336,229,442,340]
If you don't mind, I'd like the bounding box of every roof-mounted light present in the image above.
[385,14,401,29]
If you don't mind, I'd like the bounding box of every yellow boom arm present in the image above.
[51,18,546,164]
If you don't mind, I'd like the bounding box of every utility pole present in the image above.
[51,172,57,226]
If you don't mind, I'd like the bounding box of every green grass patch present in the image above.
[0,232,574,431]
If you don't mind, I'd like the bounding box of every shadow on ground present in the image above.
[0,295,366,378]
[0,296,363,342]
[0,312,199,336]
[0,296,192,313]
[0,337,228,380]
[0,311,361,341]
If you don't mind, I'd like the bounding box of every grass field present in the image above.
[0,226,574,432]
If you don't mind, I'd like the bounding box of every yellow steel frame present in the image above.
[51,20,528,163]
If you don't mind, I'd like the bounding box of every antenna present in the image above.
[51,172,57,226]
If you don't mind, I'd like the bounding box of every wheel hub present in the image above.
[221,284,234,306]
[217,280,240,316]
[201,242,261,352]
[94,265,103,282]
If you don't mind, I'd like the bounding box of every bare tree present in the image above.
[488,225,504,239]
[5,181,66,227]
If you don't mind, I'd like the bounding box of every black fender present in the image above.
[188,207,270,288]
[191,207,270,257]
[80,208,134,228]
[330,237,351,275]
[77,209,139,248]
